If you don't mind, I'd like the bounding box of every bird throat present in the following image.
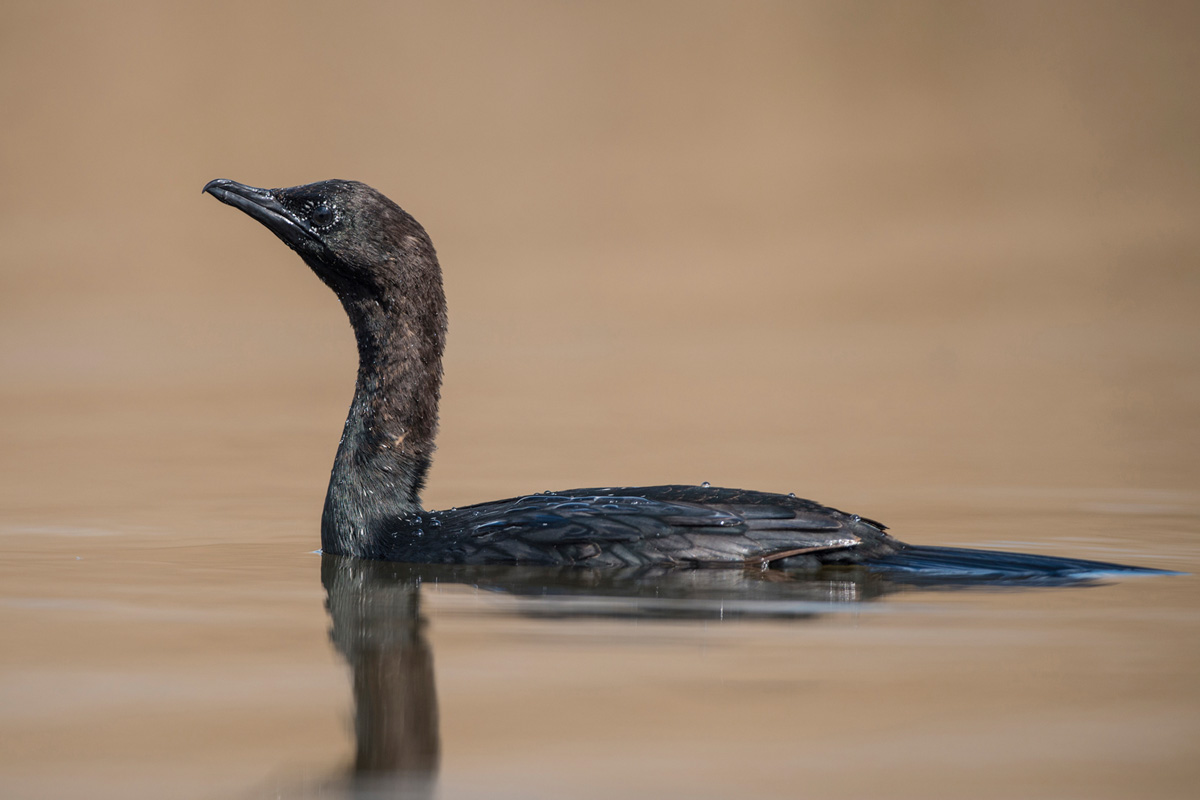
[322,289,445,556]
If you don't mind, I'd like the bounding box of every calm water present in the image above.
[2,377,1197,800]
[3,3,1199,798]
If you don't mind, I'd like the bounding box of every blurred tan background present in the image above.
[1,0,1198,534]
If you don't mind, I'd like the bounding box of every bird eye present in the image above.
[312,204,334,227]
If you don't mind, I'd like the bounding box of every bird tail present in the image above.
[866,545,1179,584]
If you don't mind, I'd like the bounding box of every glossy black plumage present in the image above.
[363,485,886,567]
[203,178,1173,579]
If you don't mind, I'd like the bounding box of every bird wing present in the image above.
[404,485,869,567]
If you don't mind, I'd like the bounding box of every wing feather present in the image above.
[374,485,894,566]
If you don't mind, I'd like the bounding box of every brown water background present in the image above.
[2,2,1198,798]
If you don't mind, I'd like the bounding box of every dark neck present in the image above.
[322,284,446,556]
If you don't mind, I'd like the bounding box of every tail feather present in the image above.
[866,545,1179,584]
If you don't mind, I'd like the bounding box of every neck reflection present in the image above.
[323,555,439,798]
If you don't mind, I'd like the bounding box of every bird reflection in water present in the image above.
[312,554,1120,798]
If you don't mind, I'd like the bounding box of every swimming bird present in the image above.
[203,178,1167,578]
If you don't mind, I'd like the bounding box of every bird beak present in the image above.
[203,179,320,250]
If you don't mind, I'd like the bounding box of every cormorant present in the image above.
[203,178,1169,579]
